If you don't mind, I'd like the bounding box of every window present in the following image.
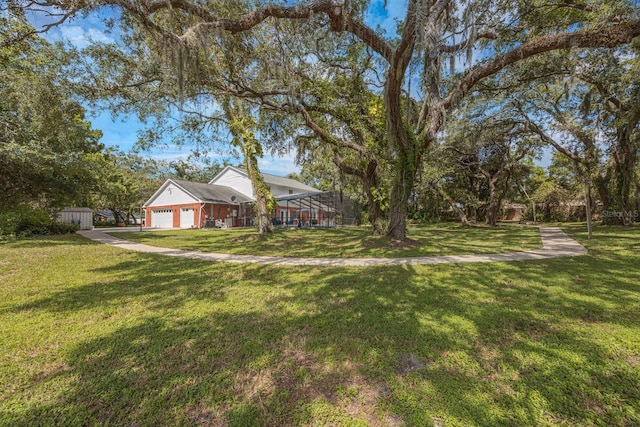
[289,189,293,194]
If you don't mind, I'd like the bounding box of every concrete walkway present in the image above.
[78,227,587,266]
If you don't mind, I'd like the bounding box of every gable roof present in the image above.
[261,170,318,192]
[209,165,318,193]
[172,179,251,204]
[143,178,251,207]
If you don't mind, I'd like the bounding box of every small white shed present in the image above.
[58,207,93,230]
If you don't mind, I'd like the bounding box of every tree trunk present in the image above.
[485,201,500,226]
[222,97,275,234]
[245,155,273,234]
[484,181,501,226]
[585,181,593,239]
[382,1,417,241]
[594,174,613,225]
[366,190,386,235]
[612,116,638,226]
[467,206,478,224]
[333,154,386,235]
[363,161,386,235]
[430,183,470,226]
[386,144,416,240]
[111,208,124,224]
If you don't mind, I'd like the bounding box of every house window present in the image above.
[289,189,293,194]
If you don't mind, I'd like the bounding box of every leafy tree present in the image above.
[168,157,224,183]
[1,11,104,213]
[16,0,640,240]
[92,151,165,224]
[263,41,391,233]
[223,97,277,233]
[432,93,541,225]
[511,46,639,225]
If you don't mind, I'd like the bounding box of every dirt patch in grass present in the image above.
[625,354,640,368]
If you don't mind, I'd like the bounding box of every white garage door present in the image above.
[151,209,173,228]
[180,207,195,228]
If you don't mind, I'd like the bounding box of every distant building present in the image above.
[58,207,93,230]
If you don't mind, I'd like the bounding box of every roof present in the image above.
[210,166,318,193]
[143,178,252,207]
[260,171,318,192]
[171,179,251,204]
[61,207,93,212]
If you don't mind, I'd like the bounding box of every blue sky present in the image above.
[27,1,406,176]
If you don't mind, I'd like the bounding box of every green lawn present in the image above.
[113,223,542,258]
[1,225,639,426]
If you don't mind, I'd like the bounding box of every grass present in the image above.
[112,223,542,258]
[0,224,639,426]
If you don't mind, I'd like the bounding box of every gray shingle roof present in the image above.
[171,179,251,204]
[260,171,318,193]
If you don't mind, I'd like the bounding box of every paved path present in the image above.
[78,227,586,266]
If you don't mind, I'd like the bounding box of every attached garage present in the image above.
[151,209,173,228]
[143,178,251,229]
[180,207,195,228]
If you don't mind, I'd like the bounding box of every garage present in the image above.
[151,209,173,228]
[180,207,195,228]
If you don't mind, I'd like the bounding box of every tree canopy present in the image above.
[10,0,640,236]
[1,12,105,212]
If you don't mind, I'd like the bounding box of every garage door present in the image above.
[151,209,173,228]
[180,207,195,228]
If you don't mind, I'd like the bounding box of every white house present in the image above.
[143,166,325,229]
[208,166,318,198]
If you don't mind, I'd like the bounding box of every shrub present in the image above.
[15,209,51,237]
[48,221,80,235]
[1,206,80,239]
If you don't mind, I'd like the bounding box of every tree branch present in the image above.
[442,20,640,111]
[513,101,582,163]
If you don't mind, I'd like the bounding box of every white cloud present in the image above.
[259,150,300,176]
[60,25,114,48]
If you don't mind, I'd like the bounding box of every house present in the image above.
[143,166,355,229]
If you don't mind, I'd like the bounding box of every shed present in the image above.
[58,207,93,230]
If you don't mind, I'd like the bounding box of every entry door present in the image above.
[152,209,173,228]
[180,207,195,228]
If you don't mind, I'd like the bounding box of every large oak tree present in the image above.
[17,0,640,240]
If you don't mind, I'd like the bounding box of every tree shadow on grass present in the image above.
[3,264,419,426]
[3,234,95,249]
[3,229,640,426]
[267,257,640,425]
[2,254,228,315]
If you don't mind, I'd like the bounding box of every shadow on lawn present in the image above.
[115,224,541,258]
[3,234,95,248]
[2,254,228,315]
[4,229,640,426]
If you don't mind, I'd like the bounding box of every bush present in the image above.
[1,206,80,239]
[15,209,51,237]
[48,221,80,235]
